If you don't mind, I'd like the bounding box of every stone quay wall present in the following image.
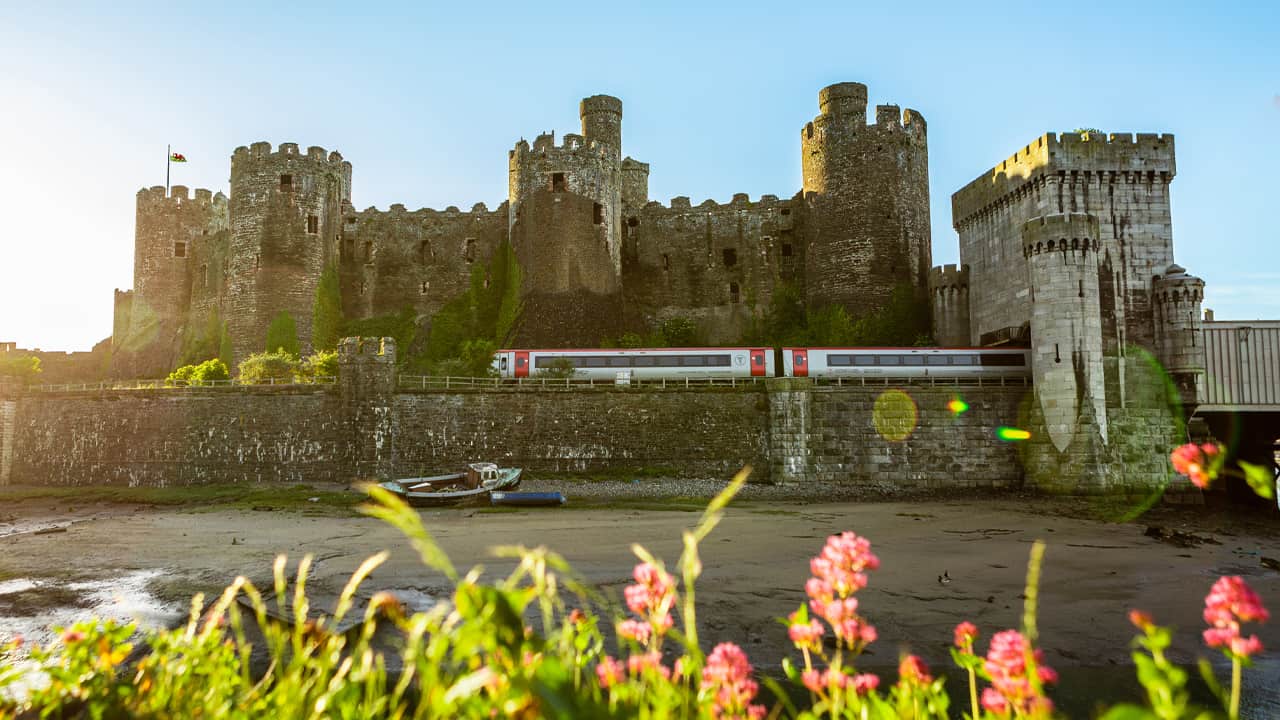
[0,378,1037,491]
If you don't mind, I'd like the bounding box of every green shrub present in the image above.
[264,312,300,357]
[166,364,195,384]
[301,350,339,380]
[168,359,230,385]
[0,353,41,382]
[237,350,299,383]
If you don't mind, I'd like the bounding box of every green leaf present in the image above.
[1239,460,1275,500]
[1099,703,1160,720]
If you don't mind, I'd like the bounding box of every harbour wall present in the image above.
[0,378,1030,490]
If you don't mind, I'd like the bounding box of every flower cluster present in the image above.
[1170,442,1222,489]
[802,532,880,650]
[1203,575,1270,660]
[897,654,932,686]
[954,621,979,654]
[701,642,766,720]
[981,629,1058,717]
[619,562,677,644]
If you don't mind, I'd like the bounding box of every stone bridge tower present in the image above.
[508,95,646,346]
[1152,264,1206,407]
[800,82,931,317]
[226,142,351,363]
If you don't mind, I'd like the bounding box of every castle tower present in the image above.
[929,264,971,347]
[952,132,1176,351]
[116,185,228,376]
[1023,213,1108,489]
[800,82,931,316]
[508,95,640,346]
[226,142,351,363]
[1152,263,1206,407]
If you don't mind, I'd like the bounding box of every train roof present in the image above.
[780,346,1029,351]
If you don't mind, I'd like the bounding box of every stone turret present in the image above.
[929,264,971,346]
[225,142,351,364]
[801,82,931,317]
[1152,263,1206,406]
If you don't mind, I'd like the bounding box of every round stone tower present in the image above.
[929,263,971,346]
[120,185,228,376]
[801,82,931,316]
[507,95,630,346]
[1152,263,1206,406]
[1023,213,1107,466]
[226,142,351,363]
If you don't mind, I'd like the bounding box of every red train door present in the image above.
[750,348,767,377]
[514,351,530,378]
[792,349,808,377]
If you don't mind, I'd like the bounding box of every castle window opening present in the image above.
[420,281,429,295]
[174,242,186,258]
[627,217,639,228]
[551,172,566,192]
[782,243,793,257]
[722,248,737,267]
[780,208,791,216]
[662,254,670,271]
[359,281,366,296]
[729,281,740,303]
[201,264,208,287]
[465,238,476,263]
[593,203,604,225]
[420,240,432,262]
[363,241,373,262]
[255,254,260,270]
[280,174,292,190]
[307,215,319,234]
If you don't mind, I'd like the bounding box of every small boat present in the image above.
[380,462,522,507]
[490,491,566,507]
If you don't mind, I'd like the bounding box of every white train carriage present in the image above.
[782,347,1030,378]
[492,348,775,380]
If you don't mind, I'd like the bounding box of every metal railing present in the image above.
[24,376,338,393]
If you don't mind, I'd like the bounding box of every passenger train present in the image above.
[491,347,1029,380]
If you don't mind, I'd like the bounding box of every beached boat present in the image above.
[379,462,522,507]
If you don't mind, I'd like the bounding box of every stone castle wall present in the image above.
[952,133,1176,350]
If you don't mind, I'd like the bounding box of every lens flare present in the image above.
[947,398,969,416]
[873,389,918,442]
[996,426,1032,442]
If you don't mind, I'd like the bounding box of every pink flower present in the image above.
[618,619,651,644]
[801,669,824,694]
[1171,442,1222,489]
[702,643,765,720]
[954,621,979,651]
[596,655,624,689]
[627,650,671,679]
[61,629,85,644]
[1203,576,1269,660]
[1128,609,1154,632]
[802,532,879,650]
[898,654,932,685]
[983,630,1056,716]
[982,687,1010,714]
[787,610,825,651]
[852,673,880,696]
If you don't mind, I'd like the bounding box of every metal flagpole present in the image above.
[166,144,171,195]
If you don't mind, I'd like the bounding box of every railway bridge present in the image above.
[1196,320,1280,502]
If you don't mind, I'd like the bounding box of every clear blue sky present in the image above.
[1,1,1276,351]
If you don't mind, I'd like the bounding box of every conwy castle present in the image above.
[1,81,1226,494]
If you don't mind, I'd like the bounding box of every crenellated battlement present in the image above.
[231,141,350,168]
[136,185,228,209]
[514,132,613,160]
[355,200,506,217]
[1152,264,1205,306]
[621,157,650,173]
[929,263,969,291]
[1021,213,1100,257]
[640,193,791,213]
[953,132,1176,228]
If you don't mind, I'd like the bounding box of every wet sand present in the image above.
[2,491,1279,714]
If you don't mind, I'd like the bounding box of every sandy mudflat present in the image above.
[1,487,1279,714]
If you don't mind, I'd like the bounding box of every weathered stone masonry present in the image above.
[3,341,1034,490]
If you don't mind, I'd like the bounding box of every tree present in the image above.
[312,262,343,352]
[265,312,300,357]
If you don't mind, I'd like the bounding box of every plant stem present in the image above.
[1230,655,1241,720]
[968,666,979,720]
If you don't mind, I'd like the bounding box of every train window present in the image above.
[981,353,1024,366]
[952,355,977,366]
[877,355,902,366]
[655,356,680,367]
[903,356,924,366]
[633,357,654,367]
[708,355,731,367]
[682,356,706,366]
[583,357,606,367]
[609,357,630,367]
[828,355,852,366]
[853,356,875,366]
[926,356,949,365]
